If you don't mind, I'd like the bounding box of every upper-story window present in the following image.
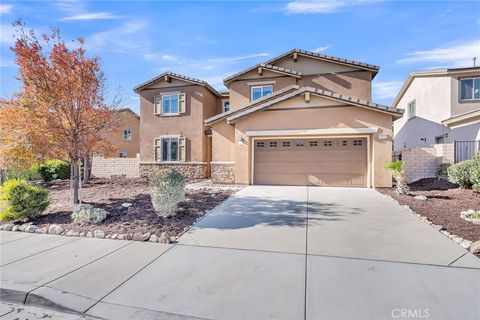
[460,77,480,101]
[119,151,127,158]
[251,85,273,101]
[154,93,186,115]
[123,128,132,141]
[223,100,230,112]
[407,100,416,119]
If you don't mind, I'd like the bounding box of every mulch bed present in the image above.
[13,178,234,238]
[378,178,480,242]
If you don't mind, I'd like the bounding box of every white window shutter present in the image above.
[179,136,186,161]
[154,96,162,115]
[154,138,162,161]
[179,93,186,113]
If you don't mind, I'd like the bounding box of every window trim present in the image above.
[407,99,416,119]
[459,77,480,102]
[154,135,186,162]
[154,91,182,116]
[123,128,132,141]
[251,85,273,101]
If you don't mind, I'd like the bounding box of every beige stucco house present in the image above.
[104,108,140,158]
[392,67,480,152]
[134,49,404,187]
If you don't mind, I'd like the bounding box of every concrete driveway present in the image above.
[1,186,479,320]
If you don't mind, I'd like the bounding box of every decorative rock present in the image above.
[111,234,118,240]
[65,230,74,237]
[3,224,14,231]
[25,225,37,233]
[79,232,86,237]
[158,232,171,244]
[459,239,472,250]
[440,230,450,237]
[94,230,105,238]
[402,205,411,211]
[149,234,159,242]
[141,232,151,241]
[125,233,133,240]
[86,231,93,238]
[36,227,48,234]
[132,233,142,241]
[431,224,445,231]
[121,202,133,208]
[17,225,25,231]
[48,224,64,235]
[170,236,177,243]
[472,218,480,225]
[106,235,112,239]
[11,225,19,232]
[118,234,125,240]
[469,241,480,254]
[72,231,80,237]
[414,195,428,201]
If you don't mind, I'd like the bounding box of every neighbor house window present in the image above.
[407,100,416,119]
[123,128,132,141]
[251,85,273,101]
[155,137,186,162]
[223,100,230,112]
[460,77,480,101]
[119,152,127,158]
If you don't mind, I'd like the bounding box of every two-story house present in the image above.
[392,67,480,152]
[134,49,403,187]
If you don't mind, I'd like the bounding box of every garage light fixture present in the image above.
[238,136,246,145]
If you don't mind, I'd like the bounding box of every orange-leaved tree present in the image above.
[8,21,118,203]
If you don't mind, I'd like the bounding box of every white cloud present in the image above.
[86,20,148,52]
[312,45,332,53]
[194,36,217,45]
[373,81,403,100]
[0,4,13,14]
[285,0,381,14]
[397,39,480,67]
[61,12,118,21]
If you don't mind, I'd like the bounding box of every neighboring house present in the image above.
[392,67,480,152]
[105,108,140,158]
[134,49,403,187]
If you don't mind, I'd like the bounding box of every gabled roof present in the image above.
[133,71,220,96]
[391,66,480,107]
[223,48,380,85]
[118,107,140,119]
[205,85,403,125]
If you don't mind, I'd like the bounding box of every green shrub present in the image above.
[149,169,185,217]
[3,164,41,182]
[38,160,70,181]
[0,179,50,221]
[447,160,473,188]
[71,204,107,224]
[469,153,480,187]
[436,163,451,177]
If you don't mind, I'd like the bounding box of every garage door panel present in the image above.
[254,138,367,187]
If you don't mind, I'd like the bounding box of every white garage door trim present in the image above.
[250,135,372,187]
[246,127,378,136]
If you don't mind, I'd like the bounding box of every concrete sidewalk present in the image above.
[1,186,479,320]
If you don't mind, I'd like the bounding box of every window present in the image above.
[282,141,290,147]
[309,140,318,147]
[251,85,273,101]
[353,140,363,146]
[155,137,186,162]
[407,100,416,119]
[223,100,230,112]
[341,140,348,147]
[295,140,304,147]
[269,141,277,147]
[123,128,132,141]
[154,93,186,115]
[323,140,332,147]
[119,152,127,158]
[256,141,265,148]
[460,77,480,101]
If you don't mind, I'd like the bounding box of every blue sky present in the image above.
[1,0,479,113]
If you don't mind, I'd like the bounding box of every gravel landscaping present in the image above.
[378,178,480,252]
[0,178,235,242]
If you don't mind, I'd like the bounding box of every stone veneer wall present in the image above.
[402,143,454,183]
[139,162,208,180]
[91,154,140,178]
[210,163,235,184]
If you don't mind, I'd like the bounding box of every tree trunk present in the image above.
[83,154,90,184]
[0,169,4,185]
[71,160,80,204]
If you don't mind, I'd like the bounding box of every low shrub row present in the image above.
[447,153,480,190]
[2,159,70,183]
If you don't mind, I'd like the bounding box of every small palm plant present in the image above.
[385,160,410,195]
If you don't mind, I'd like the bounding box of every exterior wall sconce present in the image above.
[238,136,246,146]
